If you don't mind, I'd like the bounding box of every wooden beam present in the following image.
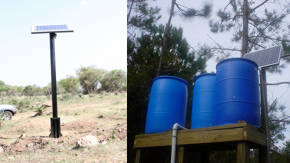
[244,125,266,146]
[237,142,249,163]
[134,128,244,148]
[134,123,266,150]
[177,147,184,163]
[135,149,141,163]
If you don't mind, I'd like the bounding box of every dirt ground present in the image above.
[0,93,127,163]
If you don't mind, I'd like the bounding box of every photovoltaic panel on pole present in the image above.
[31,24,73,138]
[31,24,73,34]
[243,45,282,68]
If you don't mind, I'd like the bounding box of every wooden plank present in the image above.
[179,128,244,145]
[185,122,248,132]
[237,142,249,163]
[134,128,245,148]
[177,147,184,163]
[244,125,266,146]
[135,149,141,163]
[134,132,172,148]
[135,122,248,139]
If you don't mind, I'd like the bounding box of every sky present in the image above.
[150,0,290,147]
[0,0,126,87]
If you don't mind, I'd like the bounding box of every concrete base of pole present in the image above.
[49,117,62,138]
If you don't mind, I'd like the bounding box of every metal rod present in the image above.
[260,68,271,163]
[50,33,58,118]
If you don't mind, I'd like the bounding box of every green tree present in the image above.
[283,141,290,159]
[209,0,290,59]
[58,76,80,94]
[14,86,24,96]
[77,66,105,94]
[156,0,211,75]
[42,84,51,96]
[23,85,34,96]
[128,0,211,75]
[22,85,42,96]
[0,80,8,96]
[100,70,127,92]
[268,99,290,150]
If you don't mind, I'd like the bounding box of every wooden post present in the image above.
[259,147,267,163]
[135,149,141,163]
[177,147,185,163]
[237,142,249,163]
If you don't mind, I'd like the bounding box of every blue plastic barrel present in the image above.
[145,76,188,134]
[191,73,216,129]
[215,58,260,127]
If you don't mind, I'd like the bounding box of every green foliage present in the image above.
[59,93,73,101]
[268,99,290,150]
[8,98,31,112]
[100,70,127,92]
[23,85,43,96]
[128,2,161,35]
[0,80,8,93]
[0,67,124,98]
[209,0,290,66]
[42,85,51,96]
[58,76,80,94]
[31,104,48,117]
[77,66,105,94]
[176,3,212,18]
[283,141,290,158]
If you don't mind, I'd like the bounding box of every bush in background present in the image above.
[58,76,80,94]
[77,66,105,94]
[23,85,43,96]
[101,70,127,92]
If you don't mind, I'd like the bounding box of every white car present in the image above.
[0,104,17,120]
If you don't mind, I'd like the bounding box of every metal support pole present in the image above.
[49,33,62,138]
[260,68,270,163]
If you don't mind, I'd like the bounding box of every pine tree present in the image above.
[209,0,290,58]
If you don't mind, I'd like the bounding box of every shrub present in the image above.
[100,70,127,92]
[58,77,80,94]
[77,66,105,94]
[9,98,31,112]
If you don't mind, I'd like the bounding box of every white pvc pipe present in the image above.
[171,123,186,163]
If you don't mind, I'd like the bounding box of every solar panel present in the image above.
[31,24,73,34]
[243,46,282,68]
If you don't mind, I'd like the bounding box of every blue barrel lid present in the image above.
[154,75,189,86]
[216,58,258,68]
[193,73,216,83]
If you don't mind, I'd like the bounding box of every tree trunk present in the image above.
[156,0,176,76]
[241,0,249,56]
[127,0,135,23]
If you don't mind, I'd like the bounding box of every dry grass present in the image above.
[0,93,127,163]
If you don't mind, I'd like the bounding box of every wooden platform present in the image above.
[134,122,266,163]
